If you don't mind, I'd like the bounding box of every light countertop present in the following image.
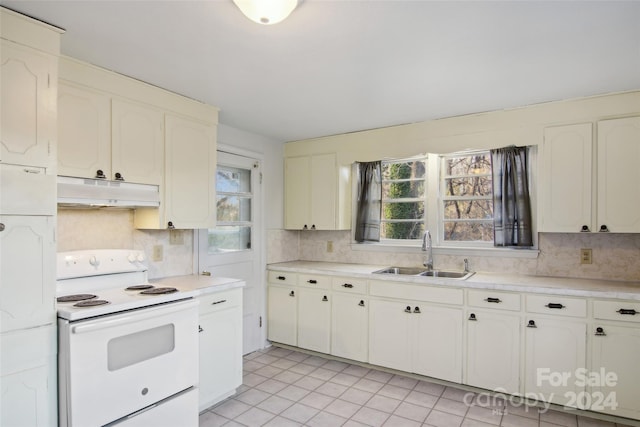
[268,261,640,301]
[151,274,245,296]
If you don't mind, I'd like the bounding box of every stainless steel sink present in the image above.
[372,266,475,280]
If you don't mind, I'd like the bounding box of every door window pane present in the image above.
[216,196,252,222]
[208,226,251,253]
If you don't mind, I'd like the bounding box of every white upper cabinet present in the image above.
[284,153,350,231]
[0,42,57,168]
[540,117,640,233]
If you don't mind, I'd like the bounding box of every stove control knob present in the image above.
[89,255,100,267]
[136,253,146,263]
[128,253,137,263]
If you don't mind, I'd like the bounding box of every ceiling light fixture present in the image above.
[232,0,298,25]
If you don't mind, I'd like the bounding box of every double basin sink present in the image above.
[372,266,475,280]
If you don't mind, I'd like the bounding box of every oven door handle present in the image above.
[71,299,197,335]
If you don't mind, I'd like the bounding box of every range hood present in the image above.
[57,176,160,208]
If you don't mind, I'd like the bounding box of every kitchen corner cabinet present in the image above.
[198,289,243,411]
[284,153,350,231]
[134,114,217,229]
[540,117,640,233]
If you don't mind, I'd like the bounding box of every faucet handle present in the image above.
[463,258,470,272]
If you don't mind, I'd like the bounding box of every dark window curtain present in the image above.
[491,146,533,247]
[355,161,382,242]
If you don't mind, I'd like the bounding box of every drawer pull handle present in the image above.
[358,300,365,307]
[617,309,637,315]
[595,327,606,336]
[404,306,412,313]
[527,320,537,328]
[289,291,295,297]
[485,297,502,303]
[413,306,421,314]
[468,313,477,321]
[308,279,318,284]
[277,276,286,280]
[211,299,227,305]
[545,303,565,309]
[342,283,354,288]
[322,295,328,302]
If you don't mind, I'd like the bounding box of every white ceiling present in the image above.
[3,0,640,142]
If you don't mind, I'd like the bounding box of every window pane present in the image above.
[216,195,251,222]
[444,176,492,197]
[216,167,251,193]
[382,160,425,180]
[382,180,424,199]
[444,222,493,242]
[383,201,424,220]
[443,200,493,220]
[381,221,424,240]
[208,226,251,253]
[445,154,491,176]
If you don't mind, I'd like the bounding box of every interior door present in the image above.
[198,151,263,354]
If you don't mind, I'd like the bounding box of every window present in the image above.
[380,158,426,241]
[441,152,493,243]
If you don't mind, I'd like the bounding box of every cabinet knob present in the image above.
[322,295,328,302]
[404,306,412,313]
[617,308,637,316]
[545,303,565,309]
[599,224,610,232]
[358,300,365,307]
[277,276,286,280]
[289,291,295,297]
[342,283,354,288]
[198,325,203,333]
[0,223,4,232]
[595,327,606,336]
[95,169,106,179]
[311,224,316,230]
[580,225,590,232]
[114,172,124,181]
[485,297,502,304]
[303,224,308,230]
[413,306,421,314]
[527,320,537,328]
[307,279,317,284]
[167,221,175,229]
[468,313,477,321]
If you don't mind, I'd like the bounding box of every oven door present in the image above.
[59,299,198,427]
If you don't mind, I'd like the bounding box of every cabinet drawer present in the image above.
[369,280,463,305]
[332,276,368,294]
[199,289,242,315]
[467,290,521,311]
[298,274,330,289]
[593,300,640,323]
[525,294,586,318]
[268,271,297,285]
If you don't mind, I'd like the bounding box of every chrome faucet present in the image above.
[463,258,470,273]
[422,231,433,271]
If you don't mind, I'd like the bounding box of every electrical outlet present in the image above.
[327,241,334,253]
[152,244,164,262]
[580,248,592,264]
[169,230,184,245]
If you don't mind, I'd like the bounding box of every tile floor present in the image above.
[199,347,636,427]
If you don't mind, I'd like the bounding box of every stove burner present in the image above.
[74,299,109,307]
[57,294,97,303]
[140,287,178,295]
[125,284,155,291]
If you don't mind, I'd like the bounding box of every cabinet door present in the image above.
[414,305,463,383]
[466,310,520,394]
[297,288,331,353]
[310,153,337,230]
[58,82,111,179]
[199,301,242,411]
[1,42,56,168]
[0,216,55,333]
[112,99,164,185]
[540,124,593,232]
[164,114,216,229]
[284,156,310,230]
[267,285,297,346]
[331,294,368,362]
[369,299,412,372]
[590,323,640,420]
[597,117,640,232]
[525,317,586,407]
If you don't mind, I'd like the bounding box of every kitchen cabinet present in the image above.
[135,114,216,229]
[465,309,520,394]
[331,277,369,362]
[369,299,412,371]
[284,153,350,230]
[0,41,58,168]
[198,289,243,411]
[58,85,164,185]
[267,284,298,347]
[540,117,640,233]
[297,288,331,353]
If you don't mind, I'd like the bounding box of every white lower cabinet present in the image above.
[524,317,586,407]
[267,284,297,346]
[331,293,368,362]
[297,288,331,353]
[369,299,463,383]
[198,289,243,411]
[465,309,520,394]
